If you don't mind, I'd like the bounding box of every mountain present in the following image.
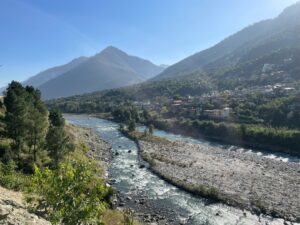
[0,57,87,95]
[23,57,88,88]
[154,2,300,80]
[39,46,164,99]
[1,47,164,99]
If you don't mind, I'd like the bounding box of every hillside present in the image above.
[38,46,164,99]
[155,2,300,80]
[47,47,300,109]
[23,56,88,88]
[0,47,164,100]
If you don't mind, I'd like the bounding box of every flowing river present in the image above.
[66,114,299,225]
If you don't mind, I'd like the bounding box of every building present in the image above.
[203,107,233,119]
[262,64,275,73]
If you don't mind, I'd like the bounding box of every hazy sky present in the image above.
[0,0,299,87]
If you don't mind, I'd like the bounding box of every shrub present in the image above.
[0,160,31,191]
[26,157,113,225]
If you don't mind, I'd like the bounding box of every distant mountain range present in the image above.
[1,47,165,99]
[2,2,300,100]
[23,56,88,88]
[46,2,300,104]
[154,2,300,80]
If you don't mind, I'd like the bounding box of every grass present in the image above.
[102,210,141,225]
[125,130,172,145]
[0,161,32,191]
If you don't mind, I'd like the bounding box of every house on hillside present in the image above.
[262,64,275,73]
[203,107,233,119]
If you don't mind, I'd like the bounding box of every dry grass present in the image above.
[102,209,142,225]
[128,131,172,145]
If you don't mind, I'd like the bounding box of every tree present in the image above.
[27,158,112,225]
[128,120,136,132]
[46,110,73,168]
[4,81,28,161]
[4,82,51,170]
[142,109,151,122]
[148,124,154,135]
[25,86,49,163]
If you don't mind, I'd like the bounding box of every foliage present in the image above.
[148,124,154,135]
[128,120,136,132]
[3,81,50,171]
[26,153,112,225]
[153,118,300,155]
[125,131,172,145]
[0,160,31,191]
[46,110,74,168]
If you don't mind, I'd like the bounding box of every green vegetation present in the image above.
[45,48,300,156]
[123,130,172,145]
[152,119,300,155]
[0,160,31,190]
[26,152,112,225]
[102,210,141,225]
[46,109,74,168]
[0,82,141,225]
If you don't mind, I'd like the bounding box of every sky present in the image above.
[0,0,299,87]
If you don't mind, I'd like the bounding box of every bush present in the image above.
[0,160,31,191]
[26,156,113,225]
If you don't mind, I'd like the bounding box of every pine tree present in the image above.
[25,86,49,163]
[128,120,136,132]
[4,81,28,161]
[46,110,73,168]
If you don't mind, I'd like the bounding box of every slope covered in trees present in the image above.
[0,82,141,225]
[154,2,300,80]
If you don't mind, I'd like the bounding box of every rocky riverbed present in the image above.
[68,123,178,224]
[67,124,113,175]
[139,140,300,223]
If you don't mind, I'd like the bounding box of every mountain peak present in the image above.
[101,46,126,55]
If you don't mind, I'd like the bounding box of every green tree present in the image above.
[46,110,73,168]
[128,120,136,132]
[25,86,49,163]
[142,109,150,122]
[148,124,154,135]
[27,158,112,225]
[4,82,51,170]
[4,81,28,161]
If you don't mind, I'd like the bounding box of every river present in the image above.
[66,114,298,225]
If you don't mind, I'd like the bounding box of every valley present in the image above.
[66,114,299,225]
[1,1,300,225]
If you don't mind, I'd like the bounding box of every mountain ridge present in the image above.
[38,46,164,99]
[154,1,300,80]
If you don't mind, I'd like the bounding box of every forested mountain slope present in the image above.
[155,2,300,80]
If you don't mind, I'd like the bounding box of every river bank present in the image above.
[66,124,113,176]
[67,115,300,225]
[151,119,300,157]
[126,131,300,223]
[66,122,178,224]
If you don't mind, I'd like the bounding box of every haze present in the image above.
[0,0,298,86]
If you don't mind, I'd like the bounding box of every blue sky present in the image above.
[0,0,299,87]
